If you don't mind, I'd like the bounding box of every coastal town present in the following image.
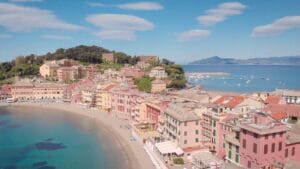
[1,53,300,169]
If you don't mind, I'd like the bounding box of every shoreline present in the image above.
[0,102,154,169]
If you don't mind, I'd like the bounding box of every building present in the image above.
[11,82,65,101]
[264,104,300,124]
[151,80,167,93]
[136,61,150,69]
[39,61,60,78]
[132,122,160,143]
[96,83,115,112]
[11,83,34,100]
[149,66,168,79]
[0,84,11,101]
[138,55,159,63]
[212,95,245,113]
[163,101,203,150]
[102,53,116,63]
[81,88,97,107]
[120,67,145,79]
[110,87,140,120]
[57,67,79,82]
[276,89,300,104]
[220,114,242,166]
[239,112,289,169]
[192,151,224,169]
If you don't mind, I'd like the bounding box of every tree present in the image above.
[134,76,153,92]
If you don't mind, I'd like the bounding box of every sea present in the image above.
[0,106,127,169]
[183,65,300,93]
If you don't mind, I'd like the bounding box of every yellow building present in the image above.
[96,83,115,112]
[11,83,65,101]
[39,61,60,78]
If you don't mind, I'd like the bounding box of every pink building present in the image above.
[239,112,289,169]
[163,101,203,150]
[218,113,239,160]
[0,84,11,101]
[110,87,140,120]
[120,67,144,79]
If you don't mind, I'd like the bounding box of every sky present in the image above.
[0,0,300,64]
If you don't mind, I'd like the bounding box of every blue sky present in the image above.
[0,0,300,63]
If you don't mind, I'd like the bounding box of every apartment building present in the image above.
[163,101,203,150]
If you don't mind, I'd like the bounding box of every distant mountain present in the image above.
[189,56,300,65]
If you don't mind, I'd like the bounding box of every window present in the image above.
[285,149,289,157]
[243,129,247,134]
[184,140,187,144]
[242,139,246,148]
[248,161,251,168]
[223,143,226,148]
[292,147,295,156]
[228,151,232,159]
[253,143,257,153]
[235,154,239,163]
[272,133,276,138]
[184,131,187,136]
[254,133,258,138]
[264,144,268,154]
[236,146,239,153]
[213,120,216,127]
[278,142,282,151]
[280,132,283,137]
[213,129,216,136]
[195,138,199,143]
[271,143,275,153]
[229,143,232,150]
[195,130,199,135]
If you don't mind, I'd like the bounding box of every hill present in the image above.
[0,45,137,84]
[189,56,300,65]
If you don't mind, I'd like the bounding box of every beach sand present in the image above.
[0,102,155,169]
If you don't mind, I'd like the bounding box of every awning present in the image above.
[155,141,184,155]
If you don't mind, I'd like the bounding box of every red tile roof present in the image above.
[270,111,288,120]
[264,104,300,118]
[213,95,245,108]
[265,96,281,104]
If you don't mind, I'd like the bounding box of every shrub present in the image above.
[173,157,184,165]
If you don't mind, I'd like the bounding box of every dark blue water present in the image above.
[0,106,126,169]
[183,65,300,92]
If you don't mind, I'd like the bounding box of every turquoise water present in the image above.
[0,106,126,169]
[183,65,300,92]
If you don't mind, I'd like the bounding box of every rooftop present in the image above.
[213,95,245,108]
[164,101,201,121]
[264,103,300,117]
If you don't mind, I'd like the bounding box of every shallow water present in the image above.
[0,106,127,169]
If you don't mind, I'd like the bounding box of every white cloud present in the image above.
[0,2,85,32]
[197,2,246,26]
[252,16,300,37]
[86,14,154,40]
[42,34,73,40]
[0,34,12,39]
[177,29,211,41]
[9,0,43,2]
[87,2,105,7]
[117,2,163,10]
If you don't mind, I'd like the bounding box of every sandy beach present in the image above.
[0,102,155,169]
